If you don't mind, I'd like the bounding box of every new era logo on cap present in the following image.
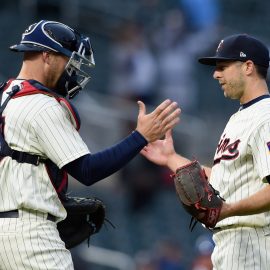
[198,34,269,68]
[240,52,246,57]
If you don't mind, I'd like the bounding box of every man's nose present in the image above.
[213,70,220,79]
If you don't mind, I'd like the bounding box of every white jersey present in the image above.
[0,80,90,220]
[210,96,270,228]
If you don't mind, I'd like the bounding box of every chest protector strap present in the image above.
[0,80,79,200]
[0,84,43,165]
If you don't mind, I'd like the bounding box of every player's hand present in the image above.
[135,99,180,143]
[140,130,176,166]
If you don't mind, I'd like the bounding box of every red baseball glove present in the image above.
[173,160,224,230]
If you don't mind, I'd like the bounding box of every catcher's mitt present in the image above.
[57,196,106,249]
[173,160,224,230]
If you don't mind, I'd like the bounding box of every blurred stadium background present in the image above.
[0,0,269,269]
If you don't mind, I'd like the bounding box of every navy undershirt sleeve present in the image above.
[63,130,148,186]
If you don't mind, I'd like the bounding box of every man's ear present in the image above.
[42,51,51,64]
[244,60,255,75]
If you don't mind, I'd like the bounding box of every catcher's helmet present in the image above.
[10,20,95,98]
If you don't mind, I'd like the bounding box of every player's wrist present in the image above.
[167,153,184,172]
[219,202,233,221]
[134,129,149,143]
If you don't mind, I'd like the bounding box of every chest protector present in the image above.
[0,79,81,201]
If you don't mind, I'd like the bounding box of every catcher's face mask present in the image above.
[58,47,95,99]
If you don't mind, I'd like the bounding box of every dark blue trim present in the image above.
[27,79,60,96]
[64,130,148,186]
[22,20,72,57]
[239,95,270,110]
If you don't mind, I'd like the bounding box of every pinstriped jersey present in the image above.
[210,96,270,227]
[0,80,90,220]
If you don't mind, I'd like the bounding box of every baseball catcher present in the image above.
[173,160,224,230]
[0,19,180,269]
[0,84,107,249]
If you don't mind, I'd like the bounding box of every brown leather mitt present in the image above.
[174,160,224,230]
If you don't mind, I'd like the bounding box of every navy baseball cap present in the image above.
[198,34,270,68]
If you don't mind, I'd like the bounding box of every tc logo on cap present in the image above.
[198,34,270,67]
[216,40,224,52]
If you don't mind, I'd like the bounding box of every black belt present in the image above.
[0,210,56,222]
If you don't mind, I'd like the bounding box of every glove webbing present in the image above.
[188,185,225,232]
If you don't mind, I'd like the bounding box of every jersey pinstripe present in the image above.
[210,97,270,270]
[212,226,270,270]
[210,97,270,228]
[0,209,74,270]
[0,79,90,220]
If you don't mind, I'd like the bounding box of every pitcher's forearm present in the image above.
[220,185,270,220]
[167,154,191,172]
[167,154,212,178]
